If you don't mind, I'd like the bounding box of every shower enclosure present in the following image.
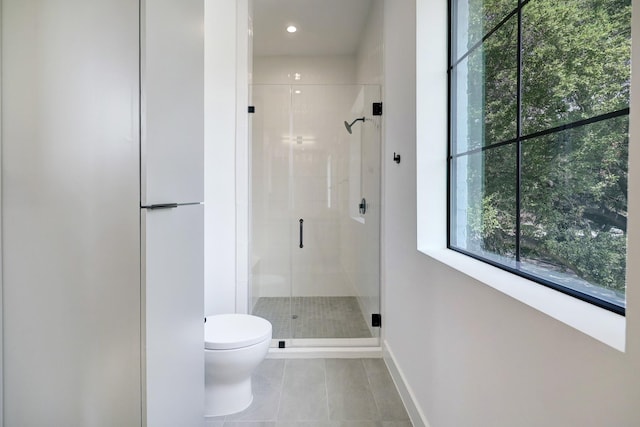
[250,84,381,347]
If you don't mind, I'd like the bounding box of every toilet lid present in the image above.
[204,314,272,350]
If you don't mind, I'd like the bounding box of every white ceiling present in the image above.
[253,0,373,56]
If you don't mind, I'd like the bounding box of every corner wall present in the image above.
[0,1,4,423]
[204,0,245,315]
[356,0,383,85]
[383,1,640,426]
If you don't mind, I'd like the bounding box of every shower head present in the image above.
[344,117,365,134]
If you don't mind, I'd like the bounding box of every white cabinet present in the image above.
[142,205,204,427]
[141,0,205,206]
[140,1,205,425]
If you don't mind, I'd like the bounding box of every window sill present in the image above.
[418,247,626,352]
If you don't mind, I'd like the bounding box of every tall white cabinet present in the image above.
[140,1,205,426]
[1,0,205,426]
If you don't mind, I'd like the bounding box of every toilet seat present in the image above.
[205,314,272,350]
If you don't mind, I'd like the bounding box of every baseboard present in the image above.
[267,346,382,359]
[383,341,432,427]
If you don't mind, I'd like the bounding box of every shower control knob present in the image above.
[359,198,367,215]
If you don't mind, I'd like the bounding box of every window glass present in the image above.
[452,0,518,61]
[521,0,631,135]
[520,117,628,306]
[452,16,518,154]
[450,145,517,262]
[448,0,631,313]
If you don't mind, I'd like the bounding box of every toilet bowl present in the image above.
[204,314,272,417]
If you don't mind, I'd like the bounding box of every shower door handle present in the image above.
[299,219,304,248]
[359,198,367,215]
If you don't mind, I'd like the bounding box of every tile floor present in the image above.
[205,358,412,427]
[252,297,373,339]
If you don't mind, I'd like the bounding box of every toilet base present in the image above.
[205,377,254,417]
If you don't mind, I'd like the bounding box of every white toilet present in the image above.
[204,314,272,417]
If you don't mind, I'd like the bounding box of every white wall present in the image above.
[0,1,4,422]
[204,0,241,315]
[356,0,384,85]
[383,1,640,426]
[235,0,251,314]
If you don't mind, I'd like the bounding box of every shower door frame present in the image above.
[249,83,382,349]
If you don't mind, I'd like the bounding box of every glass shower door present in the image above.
[250,85,293,339]
[250,84,381,345]
[289,85,381,342]
[352,85,381,341]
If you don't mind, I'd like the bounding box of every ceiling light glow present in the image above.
[286,25,297,33]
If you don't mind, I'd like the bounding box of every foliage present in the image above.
[452,0,631,296]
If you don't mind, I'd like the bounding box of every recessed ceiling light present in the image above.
[286,25,297,33]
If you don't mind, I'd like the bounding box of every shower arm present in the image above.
[344,117,366,134]
[348,117,365,126]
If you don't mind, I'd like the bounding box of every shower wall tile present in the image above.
[254,55,357,85]
[252,274,289,298]
[265,201,289,219]
[261,220,291,249]
[291,272,353,297]
[291,201,340,221]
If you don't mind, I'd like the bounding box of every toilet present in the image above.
[204,314,272,417]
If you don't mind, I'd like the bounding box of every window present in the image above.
[448,0,631,314]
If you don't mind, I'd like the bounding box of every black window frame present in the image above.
[446,0,629,316]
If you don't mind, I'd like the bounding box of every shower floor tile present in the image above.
[252,297,373,339]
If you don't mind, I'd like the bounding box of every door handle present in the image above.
[143,203,178,210]
[359,198,367,215]
[299,219,304,248]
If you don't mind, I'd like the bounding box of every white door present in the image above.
[142,204,204,427]
[141,0,205,205]
[2,0,142,425]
